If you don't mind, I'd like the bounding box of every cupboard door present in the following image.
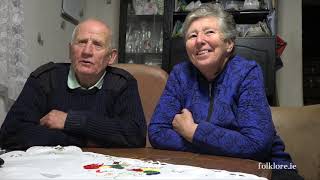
[119,0,164,67]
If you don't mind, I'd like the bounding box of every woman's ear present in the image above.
[226,40,235,53]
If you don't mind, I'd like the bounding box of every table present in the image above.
[83,148,271,179]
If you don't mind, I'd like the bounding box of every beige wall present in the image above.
[0,0,76,126]
[23,0,76,72]
[0,99,5,126]
[277,0,303,106]
[84,0,120,49]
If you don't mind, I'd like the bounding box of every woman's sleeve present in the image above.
[148,68,195,151]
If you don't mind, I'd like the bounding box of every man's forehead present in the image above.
[76,29,108,41]
[77,31,107,37]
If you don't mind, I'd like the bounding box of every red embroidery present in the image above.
[83,163,103,169]
[130,168,144,172]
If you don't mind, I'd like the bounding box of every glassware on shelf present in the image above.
[225,1,242,11]
[243,0,260,10]
[127,3,135,15]
[158,30,163,53]
[122,0,164,66]
[143,0,158,15]
[154,0,164,15]
[132,0,146,15]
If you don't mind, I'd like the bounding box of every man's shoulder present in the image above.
[103,66,137,91]
[106,66,135,81]
[31,62,69,78]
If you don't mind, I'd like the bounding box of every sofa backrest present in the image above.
[271,104,320,180]
[112,64,168,147]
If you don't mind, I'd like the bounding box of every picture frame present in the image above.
[61,0,85,25]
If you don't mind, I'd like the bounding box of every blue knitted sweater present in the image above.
[148,55,294,166]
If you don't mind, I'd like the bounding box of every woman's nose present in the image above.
[195,33,206,44]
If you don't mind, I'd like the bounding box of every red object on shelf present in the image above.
[276,35,287,57]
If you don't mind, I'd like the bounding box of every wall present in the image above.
[23,0,76,72]
[84,0,120,49]
[0,99,5,126]
[276,0,303,106]
[0,0,75,126]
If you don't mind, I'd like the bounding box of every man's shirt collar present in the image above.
[67,67,105,90]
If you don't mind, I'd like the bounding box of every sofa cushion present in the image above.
[271,104,320,180]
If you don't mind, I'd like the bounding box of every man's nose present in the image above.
[82,42,94,55]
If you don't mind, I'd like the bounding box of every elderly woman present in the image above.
[148,3,303,180]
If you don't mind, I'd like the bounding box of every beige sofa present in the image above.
[271,104,320,180]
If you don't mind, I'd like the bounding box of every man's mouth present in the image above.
[80,60,93,64]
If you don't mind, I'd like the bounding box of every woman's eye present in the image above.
[205,30,214,35]
[188,34,197,39]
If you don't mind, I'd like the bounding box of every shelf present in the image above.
[126,52,163,56]
[304,98,320,105]
[304,88,320,98]
[173,10,270,24]
[127,14,163,21]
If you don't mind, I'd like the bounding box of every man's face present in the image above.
[69,21,114,79]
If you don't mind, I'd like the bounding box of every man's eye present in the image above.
[76,40,87,46]
[93,42,102,47]
[93,42,104,50]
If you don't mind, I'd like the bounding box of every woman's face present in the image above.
[185,16,234,73]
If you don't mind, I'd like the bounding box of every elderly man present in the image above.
[0,19,146,150]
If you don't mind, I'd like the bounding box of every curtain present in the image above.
[0,0,28,109]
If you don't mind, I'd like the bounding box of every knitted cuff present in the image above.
[64,110,87,135]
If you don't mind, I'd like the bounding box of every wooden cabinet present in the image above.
[302,4,320,105]
[303,60,320,105]
[235,37,276,104]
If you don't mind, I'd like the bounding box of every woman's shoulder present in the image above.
[231,55,259,67]
[227,55,262,74]
[170,61,198,81]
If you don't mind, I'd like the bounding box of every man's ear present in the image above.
[107,49,118,65]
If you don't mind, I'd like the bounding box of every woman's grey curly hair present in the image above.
[182,3,237,42]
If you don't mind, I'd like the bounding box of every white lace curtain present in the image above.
[0,0,29,109]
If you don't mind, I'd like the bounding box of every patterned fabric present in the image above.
[0,146,268,180]
[148,55,294,166]
[0,0,28,101]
